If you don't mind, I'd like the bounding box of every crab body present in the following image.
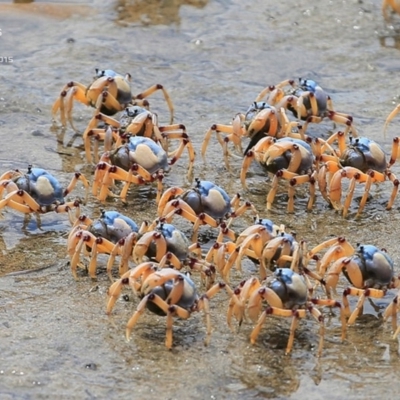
[89,69,132,115]
[88,210,139,243]
[106,265,229,348]
[322,243,399,326]
[109,136,169,174]
[141,223,191,262]
[181,180,231,220]
[288,79,328,119]
[342,244,394,289]
[13,167,65,209]
[158,179,258,242]
[93,136,172,203]
[259,137,314,175]
[141,270,198,316]
[0,166,88,224]
[340,137,387,173]
[241,137,317,212]
[268,268,308,308]
[227,268,346,356]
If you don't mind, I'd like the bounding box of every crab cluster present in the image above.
[202,77,400,217]
[1,68,400,358]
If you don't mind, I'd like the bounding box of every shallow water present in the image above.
[1,0,400,399]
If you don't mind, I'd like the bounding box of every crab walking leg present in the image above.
[323,257,364,302]
[307,306,325,357]
[329,167,369,212]
[157,187,185,216]
[52,81,88,128]
[356,171,385,217]
[69,232,115,280]
[125,294,169,339]
[346,288,386,325]
[311,298,347,341]
[132,231,167,264]
[383,103,400,136]
[386,171,400,210]
[286,310,302,356]
[64,172,90,204]
[342,177,357,218]
[106,263,157,314]
[133,84,175,125]
[267,170,314,212]
[162,133,195,178]
[240,136,276,189]
[202,120,243,162]
[227,278,262,328]
[250,307,308,355]
[106,239,127,280]
[383,293,399,334]
[0,190,41,213]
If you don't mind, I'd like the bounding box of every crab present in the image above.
[83,105,193,164]
[322,243,400,327]
[227,268,346,356]
[67,209,147,280]
[157,178,259,242]
[241,136,317,212]
[206,218,283,282]
[92,135,190,204]
[255,78,357,137]
[128,220,216,285]
[382,0,400,20]
[0,165,89,225]
[52,68,174,132]
[201,102,290,170]
[317,136,400,217]
[106,264,231,349]
[211,220,303,283]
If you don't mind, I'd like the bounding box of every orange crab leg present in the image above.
[157,187,185,216]
[133,84,174,125]
[386,171,400,210]
[324,257,363,298]
[0,190,41,213]
[345,287,386,324]
[132,231,167,264]
[329,166,369,211]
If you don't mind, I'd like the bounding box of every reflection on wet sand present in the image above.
[115,0,208,26]
[0,0,91,19]
[379,32,400,50]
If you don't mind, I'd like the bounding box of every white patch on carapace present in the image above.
[36,176,54,196]
[205,188,227,214]
[290,273,308,301]
[130,144,160,171]
[369,142,386,165]
[114,218,134,237]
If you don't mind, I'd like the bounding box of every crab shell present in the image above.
[340,137,387,173]
[181,180,231,220]
[147,223,191,261]
[268,268,308,309]
[141,270,197,316]
[344,244,394,289]
[14,167,64,207]
[261,137,314,175]
[289,78,328,118]
[88,210,139,243]
[91,69,132,115]
[109,136,168,174]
